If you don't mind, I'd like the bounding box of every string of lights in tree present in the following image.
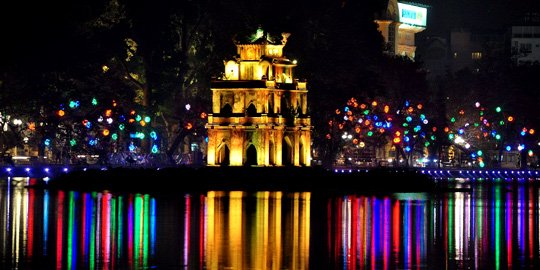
[327,98,434,162]
[446,101,537,167]
[49,97,160,154]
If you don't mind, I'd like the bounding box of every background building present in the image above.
[511,12,540,65]
[375,0,428,60]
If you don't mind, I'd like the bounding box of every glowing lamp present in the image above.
[144,116,151,123]
[529,129,535,135]
[508,116,514,122]
[371,101,378,107]
[528,150,534,157]
[102,129,110,136]
[92,98,98,106]
[111,133,118,140]
[495,107,501,112]
[57,110,65,117]
[384,105,390,113]
[393,137,401,144]
[69,100,79,108]
[505,146,511,151]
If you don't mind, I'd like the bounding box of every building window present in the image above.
[520,43,532,53]
[472,52,482,60]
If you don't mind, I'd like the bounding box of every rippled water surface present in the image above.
[1,177,539,269]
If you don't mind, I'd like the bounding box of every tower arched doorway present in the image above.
[246,103,257,116]
[245,144,257,166]
[269,140,275,165]
[299,140,305,166]
[220,103,233,116]
[217,144,230,166]
[282,137,293,165]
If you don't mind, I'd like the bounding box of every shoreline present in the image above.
[28,166,437,194]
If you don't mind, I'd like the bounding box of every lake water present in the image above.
[0,177,539,269]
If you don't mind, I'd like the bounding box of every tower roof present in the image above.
[233,27,290,45]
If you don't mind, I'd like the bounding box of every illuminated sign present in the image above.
[397,2,427,27]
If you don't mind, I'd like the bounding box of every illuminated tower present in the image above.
[206,28,312,166]
[375,0,428,60]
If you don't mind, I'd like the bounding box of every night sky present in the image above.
[1,0,539,70]
[423,0,540,34]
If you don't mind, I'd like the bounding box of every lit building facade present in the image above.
[206,29,312,166]
[375,0,428,60]
[511,12,540,66]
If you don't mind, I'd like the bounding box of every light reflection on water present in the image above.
[0,177,540,269]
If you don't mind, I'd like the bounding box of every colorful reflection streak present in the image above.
[0,179,156,270]
[325,193,429,270]
[204,191,311,270]
[434,183,539,269]
[2,177,540,269]
[324,182,540,270]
